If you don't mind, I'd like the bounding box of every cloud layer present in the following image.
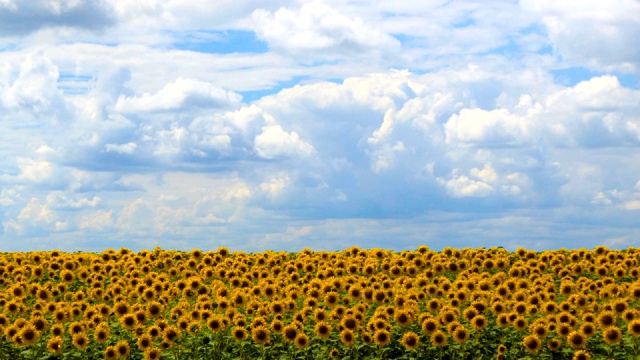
[0,1,639,252]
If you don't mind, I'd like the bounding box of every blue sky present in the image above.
[1,0,640,253]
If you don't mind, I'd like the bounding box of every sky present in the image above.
[1,0,639,253]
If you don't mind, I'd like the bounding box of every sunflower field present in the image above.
[1,245,640,360]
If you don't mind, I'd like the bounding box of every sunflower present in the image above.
[597,311,616,329]
[523,335,542,354]
[340,329,355,347]
[137,333,153,350]
[531,323,549,339]
[113,301,130,318]
[547,338,562,351]
[394,309,414,327]
[374,328,391,347]
[580,322,596,338]
[104,345,118,360]
[512,315,528,331]
[314,321,332,340]
[207,315,224,333]
[470,315,488,331]
[72,332,90,350]
[463,306,478,322]
[573,350,591,360]
[120,313,138,331]
[567,330,587,349]
[324,291,340,307]
[47,336,64,354]
[252,326,270,346]
[422,318,438,334]
[628,319,640,337]
[270,319,284,334]
[144,347,162,360]
[294,332,309,349]
[497,344,507,354]
[602,326,622,345]
[401,331,420,350]
[341,314,359,331]
[283,324,298,343]
[68,321,85,336]
[313,308,327,322]
[19,323,39,346]
[427,298,442,313]
[452,326,470,344]
[232,326,248,342]
[362,332,373,345]
[496,314,510,328]
[146,301,163,318]
[329,348,340,358]
[115,340,130,358]
[430,330,447,347]
[50,323,64,337]
[147,325,162,339]
[439,309,457,325]
[6,324,21,347]
[163,325,180,343]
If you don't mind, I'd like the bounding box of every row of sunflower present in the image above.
[0,245,639,359]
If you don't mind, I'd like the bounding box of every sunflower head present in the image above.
[374,328,391,347]
[567,331,587,349]
[430,330,447,347]
[115,340,130,358]
[573,350,591,360]
[523,335,542,354]
[628,319,640,337]
[47,336,64,355]
[19,324,39,346]
[547,338,562,351]
[144,347,162,360]
[401,331,420,350]
[251,326,270,346]
[72,332,90,350]
[602,326,622,345]
[340,329,355,347]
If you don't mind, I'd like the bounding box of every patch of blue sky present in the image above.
[167,30,269,54]
[238,75,310,103]
[391,33,423,49]
[57,72,93,95]
[452,17,474,28]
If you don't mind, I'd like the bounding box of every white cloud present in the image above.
[445,108,529,146]
[254,125,315,159]
[115,77,242,113]
[46,191,100,210]
[16,157,55,183]
[104,142,137,154]
[78,209,113,230]
[441,174,495,198]
[522,0,640,71]
[1,53,66,119]
[0,1,639,251]
[252,1,400,58]
[259,173,290,197]
[0,0,116,35]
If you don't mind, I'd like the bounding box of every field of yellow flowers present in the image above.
[1,245,640,359]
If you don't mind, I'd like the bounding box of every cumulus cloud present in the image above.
[254,125,315,159]
[0,0,116,35]
[115,77,242,113]
[104,142,137,154]
[1,53,67,122]
[0,1,639,251]
[522,0,640,72]
[252,1,400,59]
